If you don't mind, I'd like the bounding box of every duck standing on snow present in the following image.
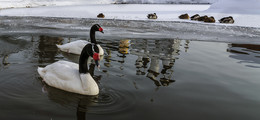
[190,14,200,21]
[179,13,189,19]
[198,15,208,21]
[37,24,104,95]
[219,16,235,24]
[97,13,105,18]
[56,24,104,55]
[204,16,215,23]
[147,13,158,19]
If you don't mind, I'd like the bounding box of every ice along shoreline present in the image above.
[1,16,260,45]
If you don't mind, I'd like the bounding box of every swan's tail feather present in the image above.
[37,67,45,78]
[56,44,64,49]
[56,44,70,53]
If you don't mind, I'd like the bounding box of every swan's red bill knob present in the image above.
[99,27,104,33]
[93,53,100,61]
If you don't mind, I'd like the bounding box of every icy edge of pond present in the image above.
[0,16,260,45]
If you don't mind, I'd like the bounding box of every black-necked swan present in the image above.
[56,24,104,55]
[37,24,104,95]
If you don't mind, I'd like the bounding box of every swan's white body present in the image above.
[37,60,99,95]
[57,40,104,55]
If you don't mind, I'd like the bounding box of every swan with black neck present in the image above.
[37,24,104,95]
[56,24,104,55]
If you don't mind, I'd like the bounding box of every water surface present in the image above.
[0,17,260,120]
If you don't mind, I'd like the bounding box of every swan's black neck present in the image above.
[90,28,97,44]
[79,44,93,74]
[79,44,99,74]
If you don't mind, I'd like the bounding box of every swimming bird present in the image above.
[38,24,104,95]
[57,24,104,55]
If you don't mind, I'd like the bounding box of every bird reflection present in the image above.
[42,83,94,120]
[131,39,180,87]
[104,49,112,67]
[118,39,130,55]
[147,56,161,86]
[184,40,190,52]
[135,56,149,75]
[227,43,260,68]
[37,35,63,64]
[160,58,175,86]
[76,98,91,120]
[117,39,130,70]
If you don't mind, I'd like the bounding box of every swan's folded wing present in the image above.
[57,40,89,54]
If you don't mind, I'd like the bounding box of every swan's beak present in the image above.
[100,31,104,34]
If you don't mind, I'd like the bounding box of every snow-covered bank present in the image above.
[206,0,260,14]
[0,0,112,9]
[113,0,217,4]
[0,4,209,19]
[1,4,260,28]
[0,0,217,9]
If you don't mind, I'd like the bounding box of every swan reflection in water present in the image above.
[131,39,181,87]
[42,84,93,120]
[37,35,63,64]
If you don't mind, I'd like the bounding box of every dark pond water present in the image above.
[0,34,260,120]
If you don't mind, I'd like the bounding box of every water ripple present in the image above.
[43,84,135,114]
[87,88,135,114]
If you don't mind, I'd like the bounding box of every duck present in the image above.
[56,24,104,55]
[198,15,208,21]
[37,24,104,95]
[97,13,105,18]
[219,16,234,24]
[119,39,130,48]
[204,16,215,23]
[190,14,200,21]
[147,13,157,19]
[179,13,189,19]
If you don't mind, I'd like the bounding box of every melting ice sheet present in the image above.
[0,16,260,45]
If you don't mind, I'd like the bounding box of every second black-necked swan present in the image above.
[57,24,104,55]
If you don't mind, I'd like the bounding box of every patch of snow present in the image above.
[206,0,260,14]
[0,0,260,28]
[113,0,217,4]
